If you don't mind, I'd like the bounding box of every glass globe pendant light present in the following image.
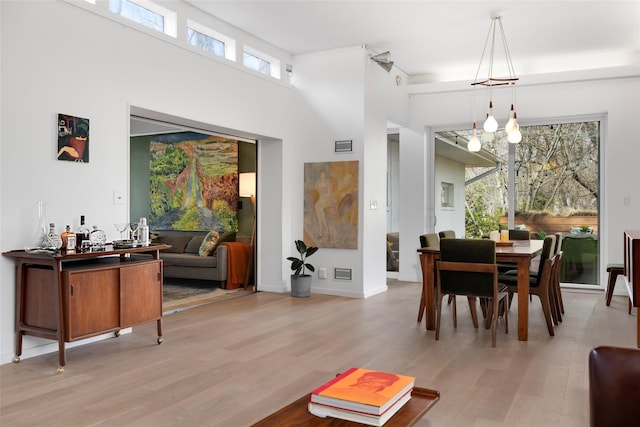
[470,14,521,143]
[468,122,481,152]
[483,101,499,133]
[505,104,517,133]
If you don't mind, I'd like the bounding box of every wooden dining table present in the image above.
[417,239,544,341]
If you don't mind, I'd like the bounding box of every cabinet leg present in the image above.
[156,318,163,344]
[57,337,66,369]
[12,356,20,363]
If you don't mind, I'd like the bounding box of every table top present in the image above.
[2,243,171,261]
[251,387,440,427]
[418,239,543,257]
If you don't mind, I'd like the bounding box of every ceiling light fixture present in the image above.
[370,51,394,72]
[469,13,521,152]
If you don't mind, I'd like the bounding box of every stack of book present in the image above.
[308,367,415,426]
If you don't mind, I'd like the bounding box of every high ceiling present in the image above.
[184,0,640,83]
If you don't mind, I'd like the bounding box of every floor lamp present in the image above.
[239,172,256,290]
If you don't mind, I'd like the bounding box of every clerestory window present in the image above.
[109,0,176,37]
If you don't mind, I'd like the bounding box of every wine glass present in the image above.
[113,223,130,241]
[129,222,139,243]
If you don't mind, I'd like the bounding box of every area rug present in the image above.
[163,279,253,314]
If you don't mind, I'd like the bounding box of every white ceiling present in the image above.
[184,0,640,83]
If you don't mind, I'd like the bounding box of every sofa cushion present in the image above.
[199,230,220,256]
[161,253,218,268]
[185,234,206,254]
[156,234,192,253]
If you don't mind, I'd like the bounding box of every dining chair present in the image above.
[436,238,508,347]
[498,236,558,335]
[509,229,531,240]
[589,345,640,427]
[497,229,532,273]
[418,232,471,323]
[548,251,563,324]
[438,230,456,239]
[417,233,440,321]
[419,233,439,248]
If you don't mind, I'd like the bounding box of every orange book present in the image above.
[310,368,415,416]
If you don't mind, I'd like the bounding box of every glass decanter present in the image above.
[25,201,51,253]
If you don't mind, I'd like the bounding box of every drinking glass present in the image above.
[113,223,130,241]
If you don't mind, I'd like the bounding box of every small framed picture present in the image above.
[57,113,89,163]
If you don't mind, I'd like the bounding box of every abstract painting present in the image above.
[57,113,89,162]
[148,132,239,231]
[304,161,358,249]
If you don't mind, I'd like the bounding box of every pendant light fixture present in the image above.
[468,13,521,151]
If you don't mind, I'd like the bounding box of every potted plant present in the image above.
[287,239,318,297]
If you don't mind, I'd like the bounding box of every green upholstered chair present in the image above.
[561,235,598,284]
[497,229,532,273]
[419,233,439,248]
[438,230,456,239]
[436,238,509,347]
[509,229,531,240]
[498,236,559,335]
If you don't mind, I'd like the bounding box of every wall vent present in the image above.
[334,140,352,153]
[334,268,352,280]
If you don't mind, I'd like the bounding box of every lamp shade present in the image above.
[239,172,256,197]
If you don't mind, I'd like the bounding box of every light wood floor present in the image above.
[1,281,636,426]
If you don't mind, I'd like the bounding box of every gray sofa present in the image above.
[153,230,233,288]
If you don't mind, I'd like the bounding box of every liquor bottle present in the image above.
[42,223,63,251]
[75,215,90,250]
[60,224,76,249]
[61,225,75,250]
[138,217,150,246]
[89,225,107,249]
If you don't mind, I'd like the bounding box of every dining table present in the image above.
[417,239,544,341]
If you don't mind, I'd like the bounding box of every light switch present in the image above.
[113,191,125,205]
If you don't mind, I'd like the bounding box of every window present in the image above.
[441,182,454,208]
[187,20,236,61]
[243,51,270,76]
[109,0,176,37]
[243,45,281,79]
[286,64,293,84]
[187,28,224,57]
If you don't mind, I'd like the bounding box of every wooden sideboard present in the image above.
[623,231,640,347]
[3,244,170,373]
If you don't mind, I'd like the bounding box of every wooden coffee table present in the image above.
[251,386,440,426]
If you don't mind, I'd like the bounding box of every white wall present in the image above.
[287,46,410,298]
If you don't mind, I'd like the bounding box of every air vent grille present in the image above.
[334,140,352,153]
[334,268,352,280]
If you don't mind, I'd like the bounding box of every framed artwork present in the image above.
[148,132,239,231]
[304,160,359,249]
[57,113,89,162]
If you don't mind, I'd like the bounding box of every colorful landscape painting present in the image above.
[149,132,238,231]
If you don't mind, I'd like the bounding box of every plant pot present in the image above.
[291,274,311,298]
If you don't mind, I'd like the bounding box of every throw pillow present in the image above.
[199,230,220,257]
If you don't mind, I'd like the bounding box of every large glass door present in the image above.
[436,118,600,287]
